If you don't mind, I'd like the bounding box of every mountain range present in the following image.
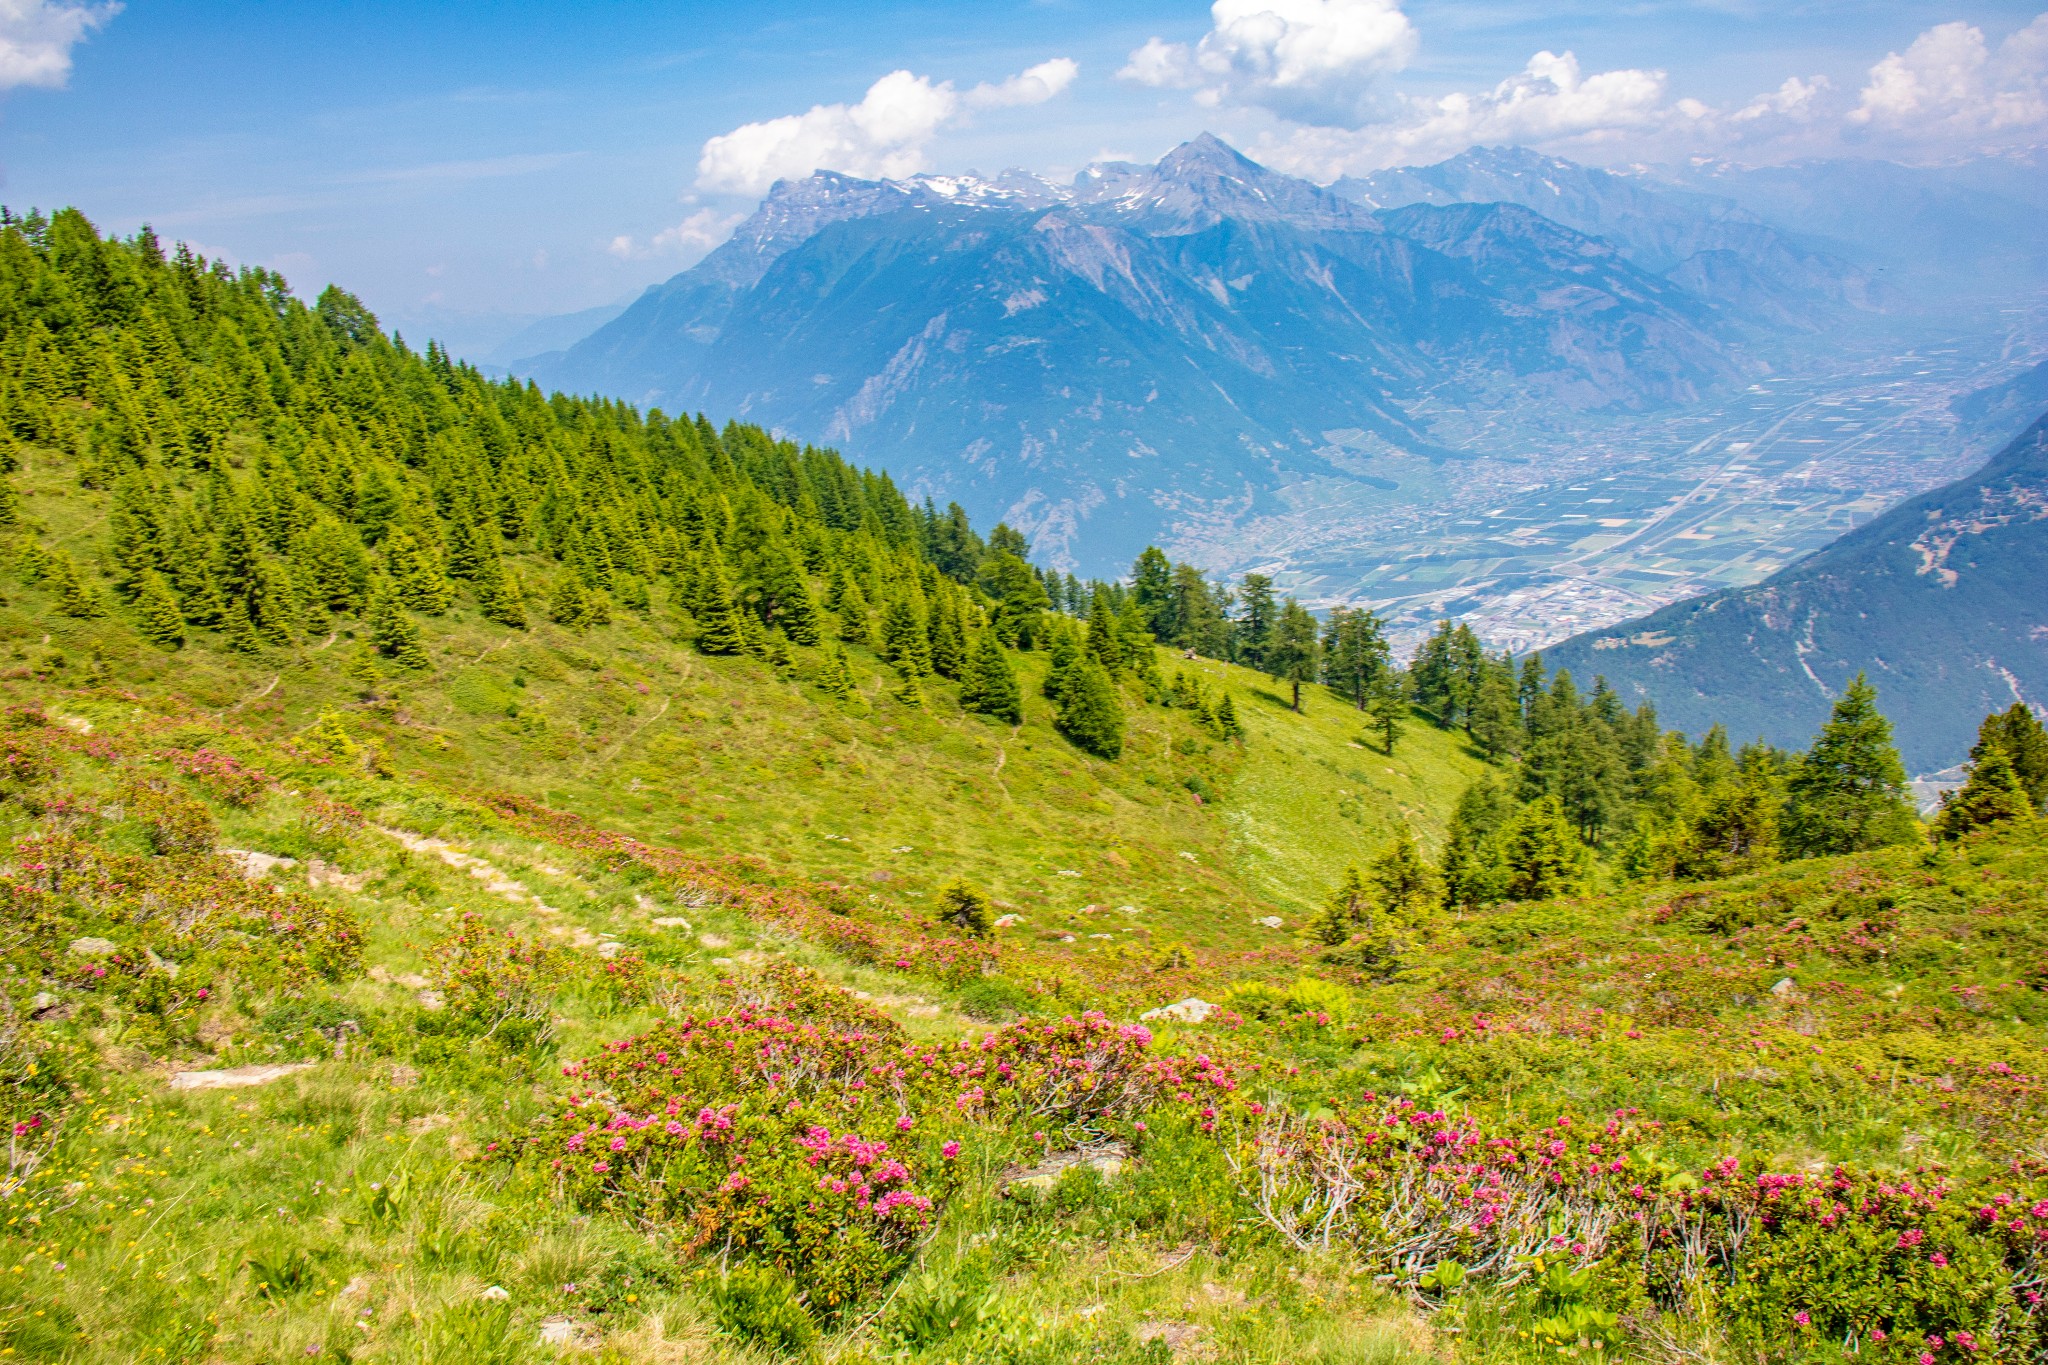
[1543,412,2048,772]
[1332,145,1882,326]
[533,136,1868,572]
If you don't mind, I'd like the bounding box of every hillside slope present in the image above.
[1543,414,2048,770]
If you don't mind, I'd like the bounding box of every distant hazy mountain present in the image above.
[483,301,628,370]
[536,135,1756,570]
[1644,156,2047,296]
[1542,414,2048,772]
[1334,145,1881,324]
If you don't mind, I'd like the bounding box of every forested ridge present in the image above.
[6,208,2048,1365]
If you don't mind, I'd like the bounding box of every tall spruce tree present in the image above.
[1933,745,2034,842]
[962,632,1022,725]
[1267,598,1321,712]
[1500,795,1584,902]
[1972,703,2048,811]
[1056,657,1124,759]
[134,568,185,648]
[367,577,430,669]
[1781,675,1922,856]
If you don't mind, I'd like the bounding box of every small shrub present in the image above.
[957,976,1030,1022]
[709,1263,818,1353]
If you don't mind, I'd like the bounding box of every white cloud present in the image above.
[696,58,1078,196]
[1850,15,2048,141]
[0,0,117,91]
[607,208,746,262]
[1255,48,1670,177]
[1119,0,1419,126]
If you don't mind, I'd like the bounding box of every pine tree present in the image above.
[549,575,591,628]
[962,632,1022,725]
[817,644,856,701]
[765,636,796,678]
[368,576,430,669]
[880,592,932,675]
[222,596,263,654]
[1500,795,1583,902]
[693,548,746,656]
[1234,573,1276,668]
[51,554,107,619]
[1042,627,1083,704]
[1469,666,1522,760]
[1673,779,1779,879]
[928,591,967,679]
[1364,668,1406,755]
[134,568,185,648]
[1933,745,2034,842]
[1267,598,1320,711]
[1368,826,1440,925]
[382,528,453,614]
[1216,693,1243,741]
[836,579,872,646]
[1311,866,1371,945]
[935,878,995,938]
[1972,704,2048,811]
[475,555,526,629]
[1055,657,1124,759]
[1441,773,1514,910]
[889,661,924,708]
[1781,675,1922,856]
[343,642,384,698]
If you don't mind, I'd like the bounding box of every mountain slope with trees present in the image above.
[1541,414,2048,773]
[8,208,2048,1365]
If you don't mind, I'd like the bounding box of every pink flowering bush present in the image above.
[161,745,272,808]
[1692,1160,2048,1361]
[525,1007,1232,1314]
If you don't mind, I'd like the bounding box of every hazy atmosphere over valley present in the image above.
[5,2,2048,1362]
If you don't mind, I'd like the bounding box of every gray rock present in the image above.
[480,1285,510,1302]
[67,937,119,958]
[1140,997,1215,1024]
[1771,977,1795,997]
[169,1063,313,1091]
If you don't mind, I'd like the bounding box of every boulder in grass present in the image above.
[168,1063,314,1091]
[1140,997,1215,1024]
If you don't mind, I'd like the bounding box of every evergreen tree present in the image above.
[474,555,526,629]
[1311,865,1371,945]
[1972,704,2048,811]
[962,632,1022,725]
[1442,773,1515,910]
[1056,657,1124,759]
[1933,745,2034,842]
[927,590,966,679]
[382,528,453,614]
[760,545,822,645]
[1042,627,1084,705]
[1234,573,1276,668]
[1368,826,1440,925]
[879,592,932,675]
[51,554,106,619]
[1781,675,1922,856]
[1130,546,1173,634]
[549,575,592,628]
[693,549,747,655]
[889,662,924,708]
[836,579,873,646]
[935,878,995,938]
[1673,779,1780,880]
[1500,794,1584,902]
[1322,606,1390,710]
[1267,598,1321,711]
[817,644,856,701]
[1216,693,1243,742]
[134,568,185,648]
[222,596,263,654]
[368,576,430,669]
[1468,665,1523,761]
[1085,589,1122,673]
[1364,668,1406,755]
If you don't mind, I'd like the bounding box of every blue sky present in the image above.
[5,1,2044,351]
